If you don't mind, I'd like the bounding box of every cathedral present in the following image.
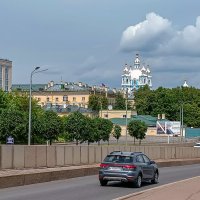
[121,54,152,97]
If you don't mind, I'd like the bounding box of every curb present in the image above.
[0,159,200,189]
[113,176,200,200]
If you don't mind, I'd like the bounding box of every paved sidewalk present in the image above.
[116,176,200,200]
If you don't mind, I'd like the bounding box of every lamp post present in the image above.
[180,103,184,142]
[28,67,47,145]
[125,89,128,147]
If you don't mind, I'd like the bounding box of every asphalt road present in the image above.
[0,164,200,200]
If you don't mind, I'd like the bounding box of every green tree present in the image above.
[38,110,63,145]
[80,116,95,145]
[128,120,147,145]
[93,117,113,145]
[0,108,28,144]
[114,92,126,110]
[88,95,108,113]
[63,111,88,145]
[113,125,122,143]
[0,90,9,113]
[114,92,132,110]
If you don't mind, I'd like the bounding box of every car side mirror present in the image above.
[150,160,155,165]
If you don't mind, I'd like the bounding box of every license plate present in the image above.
[109,167,121,171]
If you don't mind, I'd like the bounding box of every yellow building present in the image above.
[100,110,137,119]
[33,91,90,108]
[12,81,117,117]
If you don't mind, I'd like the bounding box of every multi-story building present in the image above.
[0,59,12,91]
[12,81,117,110]
[121,54,152,97]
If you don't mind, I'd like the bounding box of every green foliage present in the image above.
[134,86,200,128]
[114,92,126,110]
[113,125,122,143]
[128,120,147,144]
[114,92,132,110]
[0,108,28,144]
[63,111,88,145]
[93,117,113,144]
[37,110,63,145]
[88,95,108,112]
[0,90,9,112]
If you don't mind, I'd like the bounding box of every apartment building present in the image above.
[0,59,12,91]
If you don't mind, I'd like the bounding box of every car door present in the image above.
[135,155,148,178]
[142,155,154,179]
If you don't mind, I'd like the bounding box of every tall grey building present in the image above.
[0,59,12,91]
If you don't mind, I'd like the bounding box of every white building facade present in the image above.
[0,59,12,92]
[121,54,152,97]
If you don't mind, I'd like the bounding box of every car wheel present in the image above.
[134,174,142,188]
[151,171,159,184]
[100,180,108,186]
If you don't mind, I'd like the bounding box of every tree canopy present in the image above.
[113,124,122,143]
[128,120,147,144]
[134,86,200,127]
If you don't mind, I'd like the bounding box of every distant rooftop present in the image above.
[12,84,46,91]
[43,104,93,114]
[12,81,119,94]
[110,115,158,127]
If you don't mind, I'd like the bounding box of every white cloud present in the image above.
[120,13,200,56]
[120,13,172,52]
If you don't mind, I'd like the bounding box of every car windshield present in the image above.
[104,155,133,163]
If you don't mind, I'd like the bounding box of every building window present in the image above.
[123,115,126,118]
[73,97,76,101]
[82,97,85,101]
[46,97,50,102]
[104,114,108,118]
[63,95,68,101]
[56,97,59,101]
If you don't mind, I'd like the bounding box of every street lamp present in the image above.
[125,89,128,147]
[180,103,184,142]
[28,67,47,145]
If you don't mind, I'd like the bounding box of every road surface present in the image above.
[0,164,199,200]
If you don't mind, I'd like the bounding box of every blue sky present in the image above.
[1,0,200,89]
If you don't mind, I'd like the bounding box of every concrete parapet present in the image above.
[88,146,95,164]
[36,146,47,168]
[73,146,81,165]
[47,146,56,168]
[25,146,36,168]
[95,146,102,163]
[101,146,108,160]
[1,145,13,169]
[13,145,25,169]
[56,146,65,166]
[0,146,1,169]
[0,145,200,170]
[64,146,73,165]
[80,146,88,164]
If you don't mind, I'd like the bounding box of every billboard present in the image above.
[157,121,181,135]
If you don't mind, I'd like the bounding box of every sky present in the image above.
[1,0,200,89]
